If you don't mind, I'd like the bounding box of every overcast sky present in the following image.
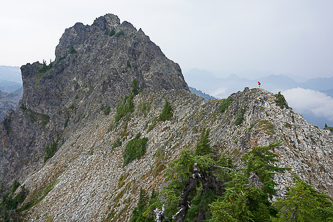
[1,0,333,78]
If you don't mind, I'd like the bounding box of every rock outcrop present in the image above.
[0,14,332,222]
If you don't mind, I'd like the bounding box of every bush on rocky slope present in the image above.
[159,98,173,121]
[123,133,148,167]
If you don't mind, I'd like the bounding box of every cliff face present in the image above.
[1,14,333,222]
[0,14,188,188]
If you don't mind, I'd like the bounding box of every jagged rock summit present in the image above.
[1,14,333,222]
[22,13,188,116]
[0,13,188,188]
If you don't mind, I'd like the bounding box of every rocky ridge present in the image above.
[11,87,333,221]
[0,14,332,222]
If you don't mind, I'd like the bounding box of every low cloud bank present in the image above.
[210,87,228,98]
[282,88,333,123]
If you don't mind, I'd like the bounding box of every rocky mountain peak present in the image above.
[1,13,188,192]
[1,14,333,221]
[55,14,122,59]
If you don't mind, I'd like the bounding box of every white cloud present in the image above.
[282,88,333,122]
[210,87,228,99]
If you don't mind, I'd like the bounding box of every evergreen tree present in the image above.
[324,123,333,132]
[194,128,213,156]
[109,28,116,36]
[69,45,77,54]
[273,174,333,222]
[130,188,159,222]
[139,139,332,222]
[9,180,20,194]
[209,141,290,221]
[219,96,233,113]
[275,92,289,109]
[159,128,235,221]
[114,94,135,124]
[159,99,173,121]
[130,188,150,222]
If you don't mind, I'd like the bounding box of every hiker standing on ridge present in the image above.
[258,81,261,88]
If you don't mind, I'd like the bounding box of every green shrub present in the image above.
[123,133,148,166]
[130,188,158,222]
[109,28,116,36]
[38,60,53,73]
[127,60,131,68]
[69,104,74,110]
[10,180,20,194]
[275,91,289,109]
[141,102,147,113]
[247,123,254,132]
[234,108,246,126]
[44,142,57,162]
[111,138,122,150]
[69,45,77,54]
[75,94,78,99]
[131,79,140,96]
[115,94,134,124]
[103,106,111,115]
[64,118,69,128]
[56,55,66,64]
[20,104,27,110]
[0,181,4,193]
[14,188,26,203]
[1,192,17,210]
[147,117,158,132]
[20,201,31,211]
[324,124,333,132]
[159,98,173,121]
[23,109,50,125]
[258,120,275,135]
[219,96,233,113]
[115,30,124,37]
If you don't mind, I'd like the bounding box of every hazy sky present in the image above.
[1,0,333,78]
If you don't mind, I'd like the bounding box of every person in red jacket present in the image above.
[258,81,261,88]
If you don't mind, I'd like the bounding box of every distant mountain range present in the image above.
[0,66,22,84]
[189,87,217,102]
[0,89,22,121]
[184,68,333,128]
[184,68,333,99]
[0,80,22,93]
